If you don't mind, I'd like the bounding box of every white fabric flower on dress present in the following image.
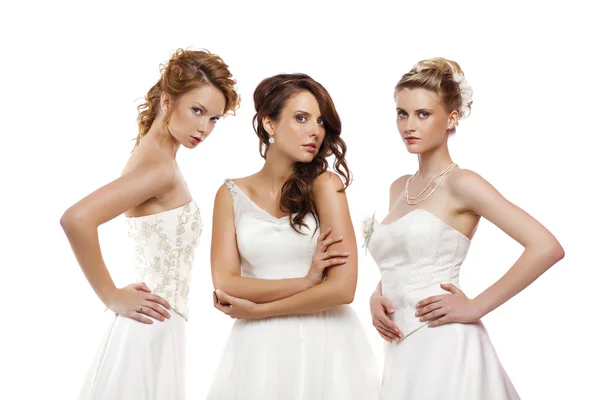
[361,212,378,255]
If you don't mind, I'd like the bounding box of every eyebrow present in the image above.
[193,102,223,117]
[396,107,433,113]
[295,109,322,118]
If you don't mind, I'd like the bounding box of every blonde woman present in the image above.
[366,58,564,399]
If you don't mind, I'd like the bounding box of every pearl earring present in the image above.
[268,137,275,144]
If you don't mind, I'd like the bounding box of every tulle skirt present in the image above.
[78,310,186,400]
[381,321,519,399]
[207,305,381,399]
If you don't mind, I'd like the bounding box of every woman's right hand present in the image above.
[305,227,349,287]
[106,282,172,324]
[370,290,403,342]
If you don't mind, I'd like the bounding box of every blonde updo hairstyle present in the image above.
[394,57,472,134]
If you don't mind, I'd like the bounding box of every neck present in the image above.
[259,149,295,197]
[143,115,180,157]
[416,142,453,179]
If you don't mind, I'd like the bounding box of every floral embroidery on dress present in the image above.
[127,202,201,320]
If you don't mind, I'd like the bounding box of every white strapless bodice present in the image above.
[126,201,202,320]
[368,208,471,337]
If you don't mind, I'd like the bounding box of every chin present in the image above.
[180,142,194,149]
[405,142,432,155]
[296,153,317,164]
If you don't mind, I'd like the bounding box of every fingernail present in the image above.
[338,236,343,239]
[342,260,347,263]
[344,252,350,255]
[389,309,395,313]
[216,289,221,294]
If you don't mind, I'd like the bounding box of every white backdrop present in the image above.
[1,0,597,399]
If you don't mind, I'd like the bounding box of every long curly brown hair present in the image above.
[135,48,240,147]
[252,73,351,232]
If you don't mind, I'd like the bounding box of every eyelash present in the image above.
[194,107,220,122]
[296,115,324,125]
[397,111,430,118]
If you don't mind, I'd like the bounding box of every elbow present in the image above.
[548,241,565,264]
[330,283,356,305]
[212,273,233,292]
[60,207,79,235]
[535,239,565,270]
[341,291,355,305]
[212,274,224,291]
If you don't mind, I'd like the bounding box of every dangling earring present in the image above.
[268,136,275,144]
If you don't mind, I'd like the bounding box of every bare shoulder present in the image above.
[446,167,505,213]
[126,147,178,188]
[214,173,256,208]
[389,174,411,207]
[215,182,232,202]
[390,174,411,195]
[228,173,260,193]
[313,171,345,194]
[446,167,492,198]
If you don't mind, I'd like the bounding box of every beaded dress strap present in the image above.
[224,178,239,196]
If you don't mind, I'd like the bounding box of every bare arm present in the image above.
[454,169,564,316]
[211,184,315,303]
[256,172,358,317]
[417,169,565,326]
[60,158,176,313]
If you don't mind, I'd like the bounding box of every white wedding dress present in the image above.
[368,207,520,399]
[79,201,202,400]
[207,179,380,400]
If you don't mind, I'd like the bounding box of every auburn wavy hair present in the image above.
[135,48,240,147]
[252,73,351,232]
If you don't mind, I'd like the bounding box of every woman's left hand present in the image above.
[415,283,482,327]
[213,289,265,319]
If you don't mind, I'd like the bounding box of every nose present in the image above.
[403,116,416,133]
[311,121,324,137]
[197,117,209,134]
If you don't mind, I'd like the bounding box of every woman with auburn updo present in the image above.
[365,57,564,399]
[60,49,240,399]
[208,73,380,399]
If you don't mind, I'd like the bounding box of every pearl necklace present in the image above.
[405,163,457,205]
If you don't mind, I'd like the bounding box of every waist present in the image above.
[134,267,192,320]
[381,272,460,338]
